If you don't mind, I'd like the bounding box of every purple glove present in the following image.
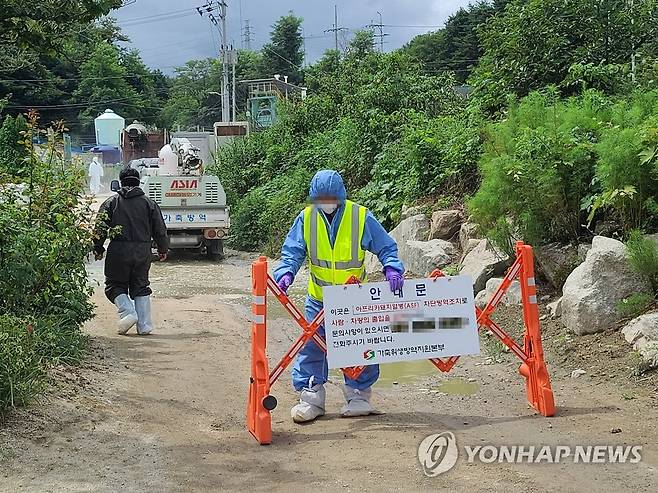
[277,273,294,294]
[384,266,404,293]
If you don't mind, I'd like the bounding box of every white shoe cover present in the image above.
[115,294,138,335]
[291,384,325,423]
[135,296,153,335]
[341,386,374,417]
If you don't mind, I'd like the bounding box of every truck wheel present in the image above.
[207,239,224,261]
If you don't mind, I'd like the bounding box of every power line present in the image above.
[0,74,149,83]
[4,97,139,109]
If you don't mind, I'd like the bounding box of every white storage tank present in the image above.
[94,109,125,147]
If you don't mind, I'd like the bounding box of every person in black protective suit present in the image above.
[93,168,169,335]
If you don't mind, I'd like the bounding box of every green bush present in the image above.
[359,111,481,226]
[0,316,44,410]
[0,116,94,413]
[469,90,601,248]
[470,89,658,249]
[626,230,658,293]
[228,166,312,254]
[617,293,654,318]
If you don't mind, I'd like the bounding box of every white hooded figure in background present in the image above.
[88,157,104,195]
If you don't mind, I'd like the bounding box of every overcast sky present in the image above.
[112,0,472,73]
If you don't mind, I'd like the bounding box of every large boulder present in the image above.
[365,214,430,274]
[404,239,456,277]
[459,222,479,252]
[459,239,511,293]
[621,312,658,371]
[391,214,430,244]
[475,277,522,308]
[400,204,426,220]
[535,243,581,289]
[561,236,652,335]
[429,210,463,240]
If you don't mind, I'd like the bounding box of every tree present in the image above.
[348,31,376,59]
[73,43,142,130]
[160,59,221,129]
[0,114,29,177]
[261,14,304,83]
[119,49,161,124]
[0,0,121,74]
[471,0,658,111]
[403,1,509,82]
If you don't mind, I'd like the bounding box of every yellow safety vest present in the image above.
[303,200,367,301]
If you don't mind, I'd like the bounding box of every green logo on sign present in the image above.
[363,349,375,360]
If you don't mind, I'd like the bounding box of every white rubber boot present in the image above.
[341,386,374,417]
[114,294,138,335]
[291,384,326,423]
[134,296,154,335]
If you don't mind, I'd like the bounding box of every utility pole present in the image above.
[197,1,232,122]
[367,11,389,53]
[325,5,347,52]
[219,1,230,123]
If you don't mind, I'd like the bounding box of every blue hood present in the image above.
[308,170,347,202]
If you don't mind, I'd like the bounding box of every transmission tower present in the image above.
[324,5,347,52]
[367,11,389,53]
[242,19,253,51]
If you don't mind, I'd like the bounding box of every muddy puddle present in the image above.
[434,378,479,395]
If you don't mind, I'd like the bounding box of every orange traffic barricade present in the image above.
[247,241,555,445]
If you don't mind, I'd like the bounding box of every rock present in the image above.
[535,243,580,289]
[459,240,511,293]
[391,214,430,244]
[562,236,652,335]
[621,312,658,371]
[365,214,430,274]
[429,210,463,240]
[404,240,456,276]
[547,297,563,319]
[475,277,522,309]
[571,369,586,378]
[459,222,479,252]
[400,204,426,220]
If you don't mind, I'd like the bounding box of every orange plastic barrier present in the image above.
[247,241,555,445]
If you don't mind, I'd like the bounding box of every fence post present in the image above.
[247,256,274,444]
[516,242,556,417]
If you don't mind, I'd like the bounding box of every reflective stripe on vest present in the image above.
[303,200,367,301]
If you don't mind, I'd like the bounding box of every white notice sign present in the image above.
[323,276,480,368]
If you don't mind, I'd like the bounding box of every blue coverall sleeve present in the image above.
[273,211,307,282]
[362,211,405,274]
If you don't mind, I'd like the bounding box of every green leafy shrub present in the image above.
[0,316,44,410]
[359,112,481,226]
[469,90,601,248]
[617,293,654,318]
[626,230,658,293]
[228,166,312,254]
[0,115,94,413]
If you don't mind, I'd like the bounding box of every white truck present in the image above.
[115,138,230,260]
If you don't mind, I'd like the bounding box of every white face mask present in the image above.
[318,203,338,214]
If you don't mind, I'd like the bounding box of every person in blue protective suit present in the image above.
[274,169,405,423]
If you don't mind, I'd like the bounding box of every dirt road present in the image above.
[1,251,658,492]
